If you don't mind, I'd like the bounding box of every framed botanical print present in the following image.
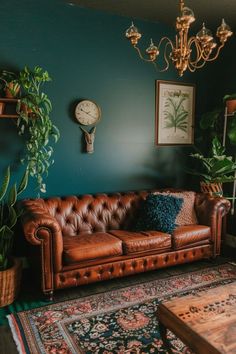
[155,81,195,146]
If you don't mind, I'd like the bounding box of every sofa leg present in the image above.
[44,290,54,302]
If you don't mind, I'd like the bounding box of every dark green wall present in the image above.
[0,0,215,198]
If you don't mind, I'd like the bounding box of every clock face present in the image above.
[75,100,101,125]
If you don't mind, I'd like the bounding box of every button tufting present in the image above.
[88,204,94,211]
[60,275,65,282]
[84,271,91,277]
[110,266,114,273]
[118,201,123,208]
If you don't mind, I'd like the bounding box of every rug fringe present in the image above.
[229,261,236,266]
[7,314,25,354]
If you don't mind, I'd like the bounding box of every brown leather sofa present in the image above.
[19,189,230,299]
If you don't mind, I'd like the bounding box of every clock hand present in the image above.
[81,108,96,119]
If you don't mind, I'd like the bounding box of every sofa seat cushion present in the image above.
[173,225,211,249]
[63,232,123,264]
[109,230,171,254]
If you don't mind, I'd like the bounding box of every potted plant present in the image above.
[189,136,236,196]
[16,66,60,195]
[0,70,20,98]
[0,166,28,307]
[223,93,236,114]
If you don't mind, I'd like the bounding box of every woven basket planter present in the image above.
[0,258,22,307]
[200,181,223,197]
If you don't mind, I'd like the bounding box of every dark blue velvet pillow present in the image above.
[133,194,183,234]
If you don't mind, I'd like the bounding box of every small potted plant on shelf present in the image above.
[188,136,236,196]
[16,66,60,195]
[223,93,236,114]
[0,70,20,98]
[0,166,28,307]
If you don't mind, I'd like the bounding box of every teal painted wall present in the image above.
[0,0,205,198]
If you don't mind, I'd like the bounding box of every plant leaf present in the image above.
[8,184,17,207]
[0,166,10,202]
[17,169,29,195]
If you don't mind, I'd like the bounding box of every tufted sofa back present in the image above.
[22,191,151,237]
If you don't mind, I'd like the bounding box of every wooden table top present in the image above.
[158,282,236,354]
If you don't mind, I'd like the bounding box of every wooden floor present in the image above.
[0,257,231,354]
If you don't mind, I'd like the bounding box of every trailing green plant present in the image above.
[16,66,60,194]
[0,166,28,271]
[163,95,188,133]
[188,136,236,184]
[0,70,20,97]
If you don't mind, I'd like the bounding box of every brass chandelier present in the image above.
[125,0,233,76]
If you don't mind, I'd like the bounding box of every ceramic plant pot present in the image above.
[5,82,20,98]
[226,99,236,114]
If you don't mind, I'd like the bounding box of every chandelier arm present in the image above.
[188,37,204,65]
[153,40,173,72]
[203,43,225,62]
[188,38,215,68]
[157,36,174,51]
[188,58,207,70]
[187,65,196,73]
[133,45,155,62]
[188,37,225,64]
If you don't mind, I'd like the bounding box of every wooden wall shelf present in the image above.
[0,98,19,103]
[0,97,19,118]
[0,114,18,118]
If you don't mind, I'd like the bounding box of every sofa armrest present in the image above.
[195,193,231,256]
[20,202,63,293]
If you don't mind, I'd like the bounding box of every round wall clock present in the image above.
[75,99,101,126]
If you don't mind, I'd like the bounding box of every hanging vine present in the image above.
[16,66,60,194]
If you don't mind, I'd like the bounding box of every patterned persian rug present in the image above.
[8,263,236,354]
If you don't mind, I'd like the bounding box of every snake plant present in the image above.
[0,167,28,271]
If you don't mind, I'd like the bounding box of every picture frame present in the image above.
[155,80,195,146]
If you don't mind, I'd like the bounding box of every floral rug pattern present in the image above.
[8,263,236,354]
